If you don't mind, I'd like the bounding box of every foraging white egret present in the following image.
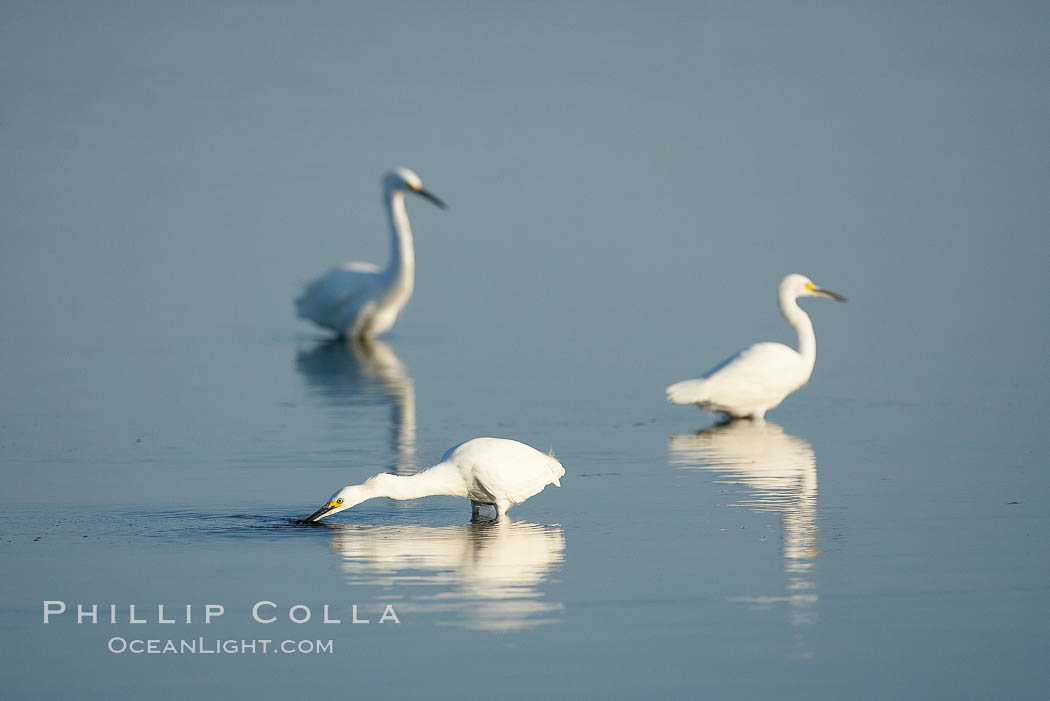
[666,274,846,419]
[305,437,565,521]
[295,167,446,339]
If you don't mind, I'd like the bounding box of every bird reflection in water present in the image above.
[322,519,566,631]
[295,337,417,474]
[669,421,819,642]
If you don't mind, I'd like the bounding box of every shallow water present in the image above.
[1,1,1047,699]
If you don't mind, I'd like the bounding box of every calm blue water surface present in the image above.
[1,2,1047,699]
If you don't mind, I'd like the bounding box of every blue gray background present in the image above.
[1,1,1047,699]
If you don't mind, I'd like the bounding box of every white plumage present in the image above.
[666,274,846,420]
[306,437,565,521]
[295,167,446,339]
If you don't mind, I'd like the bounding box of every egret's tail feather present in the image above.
[666,379,708,406]
[545,452,565,487]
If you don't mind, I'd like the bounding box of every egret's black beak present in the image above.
[305,502,338,523]
[815,288,847,303]
[416,188,447,210]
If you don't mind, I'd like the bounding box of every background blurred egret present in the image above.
[295,167,446,339]
[306,437,565,521]
[666,274,846,420]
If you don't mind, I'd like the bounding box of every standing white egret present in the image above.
[295,167,446,339]
[666,274,846,419]
[305,438,565,521]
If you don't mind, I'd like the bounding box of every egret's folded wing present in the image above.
[668,343,801,406]
[700,343,802,403]
[296,261,380,328]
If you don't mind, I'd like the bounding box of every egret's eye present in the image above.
[805,282,815,291]
[336,498,343,504]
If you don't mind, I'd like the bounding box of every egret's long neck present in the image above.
[780,291,816,373]
[361,462,465,502]
[383,190,415,289]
